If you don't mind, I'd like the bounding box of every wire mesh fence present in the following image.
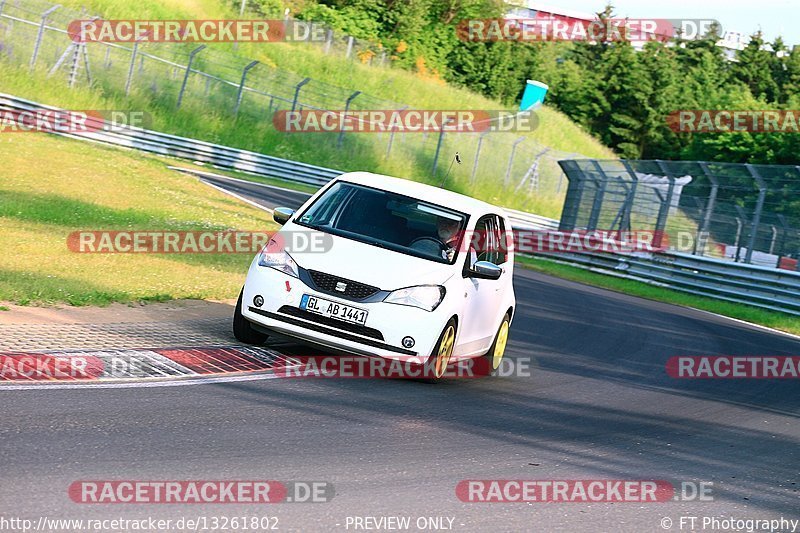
[0,0,583,215]
[558,160,800,270]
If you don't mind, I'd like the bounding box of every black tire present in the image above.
[425,318,458,381]
[482,313,511,377]
[233,288,268,344]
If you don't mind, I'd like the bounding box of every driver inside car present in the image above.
[437,216,477,265]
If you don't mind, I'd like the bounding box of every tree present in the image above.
[731,32,780,102]
[778,45,800,104]
[595,41,654,157]
[639,41,685,159]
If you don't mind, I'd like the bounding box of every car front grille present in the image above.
[277,306,384,341]
[307,270,380,300]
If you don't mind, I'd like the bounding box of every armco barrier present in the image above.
[542,250,800,316]
[3,92,799,316]
[0,93,340,187]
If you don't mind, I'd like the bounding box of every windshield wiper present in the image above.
[295,220,327,232]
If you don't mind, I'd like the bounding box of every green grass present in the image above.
[0,0,613,219]
[516,255,800,336]
[0,133,276,306]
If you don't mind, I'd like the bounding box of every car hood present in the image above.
[284,226,455,291]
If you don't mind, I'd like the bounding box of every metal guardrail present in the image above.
[0,93,340,187]
[540,250,800,316]
[504,209,560,230]
[3,92,799,316]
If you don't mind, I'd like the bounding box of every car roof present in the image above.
[333,172,506,218]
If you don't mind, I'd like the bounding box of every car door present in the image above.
[492,214,512,313]
[456,214,507,357]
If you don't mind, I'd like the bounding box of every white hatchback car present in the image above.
[234,172,515,378]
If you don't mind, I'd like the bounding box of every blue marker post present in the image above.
[520,80,549,111]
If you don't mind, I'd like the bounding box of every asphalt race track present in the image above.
[1,173,798,532]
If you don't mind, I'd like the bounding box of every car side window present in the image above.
[467,215,504,267]
[494,215,508,265]
[472,214,507,266]
[473,217,491,264]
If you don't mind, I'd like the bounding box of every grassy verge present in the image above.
[0,0,614,219]
[0,133,276,306]
[516,255,800,336]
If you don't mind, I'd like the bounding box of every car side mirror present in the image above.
[273,207,295,226]
[469,261,502,280]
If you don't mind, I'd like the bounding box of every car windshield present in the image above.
[295,181,468,264]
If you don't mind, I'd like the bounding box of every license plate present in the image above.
[300,294,368,325]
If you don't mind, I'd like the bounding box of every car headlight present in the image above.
[257,239,299,278]
[383,285,445,312]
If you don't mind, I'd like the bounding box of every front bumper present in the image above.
[241,261,447,362]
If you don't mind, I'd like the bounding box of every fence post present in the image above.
[234,60,259,117]
[768,225,778,255]
[619,160,641,235]
[654,160,678,251]
[557,160,588,231]
[695,162,719,256]
[385,105,407,159]
[744,164,767,264]
[324,29,333,54]
[48,41,76,77]
[82,43,92,82]
[515,147,549,193]
[239,0,247,17]
[556,153,577,194]
[586,160,611,231]
[290,77,311,114]
[125,41,140,95]
[68,42,81,87]
[504,137,525,186]
[337,91,361,148]
[776,214,789,264]
[345,36,353,59]
[30,5,60,70]
[733,205,747,262]
[470,130,489,184]
[176,44,206,110]
[432,119,452,175]
[70,18,97,87]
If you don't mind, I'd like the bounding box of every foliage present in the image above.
[291,1,799,165]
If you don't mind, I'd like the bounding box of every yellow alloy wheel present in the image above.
[492,320,509,370]
[434,325,456,378]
